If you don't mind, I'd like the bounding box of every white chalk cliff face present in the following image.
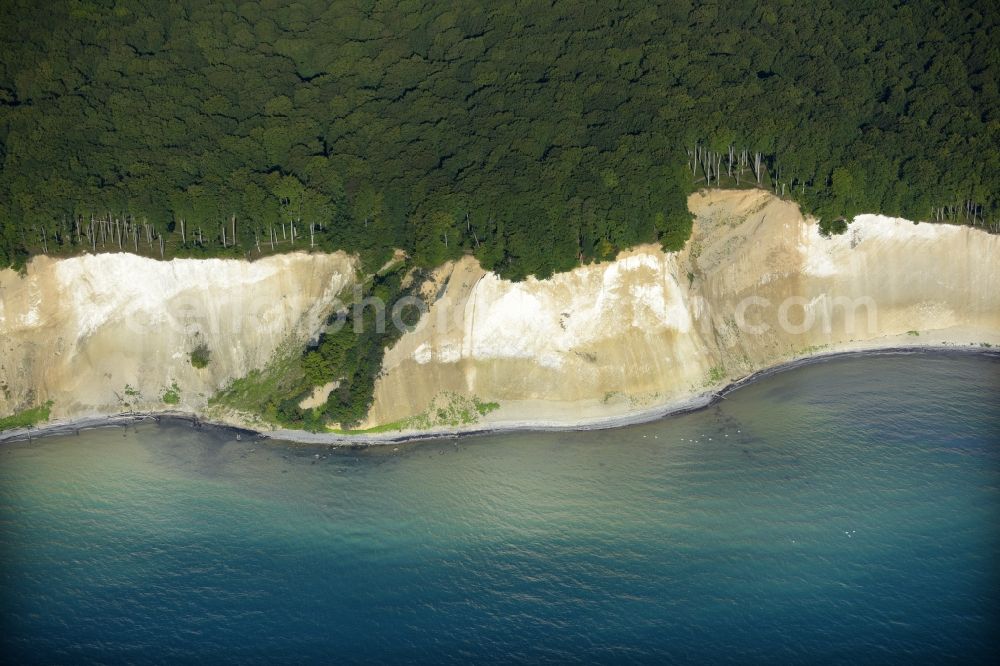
[0,189,997,431]
[362,189,1000,428]
[0,252,355,419]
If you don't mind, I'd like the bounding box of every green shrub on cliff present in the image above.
[819,218,849,237]
[210,352,306,426]
[162,382,181,405]
[189,345,211,369]
[474,399,500,417]
[0,400,53,431]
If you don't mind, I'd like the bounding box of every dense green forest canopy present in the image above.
[0,0,997,276]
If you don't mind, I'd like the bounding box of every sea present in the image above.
[2,350,998,664]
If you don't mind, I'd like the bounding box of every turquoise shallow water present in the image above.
[2,351,999,664]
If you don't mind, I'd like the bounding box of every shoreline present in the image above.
[2,344,995,447]
[0,411,262,446]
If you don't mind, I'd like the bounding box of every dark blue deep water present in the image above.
[2,351,999,664]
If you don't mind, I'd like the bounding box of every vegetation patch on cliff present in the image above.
[116,384,142,412]
[329,393,500,435]
[819,218,849,237]
[707,366,726,385]
[208,347,305,428]
[189,344,211,369]
[211,262,429,431]
[162,382,181,405]
[0,400,53,431]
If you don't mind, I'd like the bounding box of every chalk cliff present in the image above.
[0,252,355,419]
[362,189,1000,430]
[1,190,997,435]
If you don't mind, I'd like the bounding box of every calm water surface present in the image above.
[2,351,999,664]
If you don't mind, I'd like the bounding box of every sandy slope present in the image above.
[0,252,355,419]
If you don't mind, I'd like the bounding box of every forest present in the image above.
[0,0,997,278]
